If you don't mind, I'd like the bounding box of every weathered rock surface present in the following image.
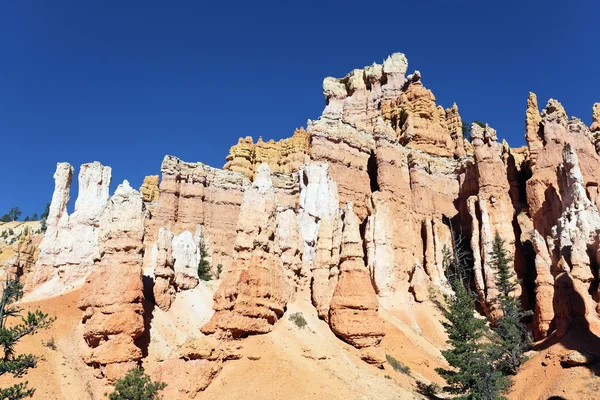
[154,336,241,398]
[224,128,310,180]
[79,181,146,381]
[140,175,160,203]
[153,227,175,311]
[25,52,600,393]
[147,156,246,275]
[28,162,111,297]
[468,123,519,315]
[201,165,287,337]
[329,203,385,367]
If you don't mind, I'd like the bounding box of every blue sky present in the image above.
[1,1,598,218]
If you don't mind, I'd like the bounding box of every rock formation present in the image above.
[468,122,518,315]
[329,203,385,366]
[147,156,246,274]
[140,175,160,203]
[78,181,146,381]
[22,52,600,395]
[154,336,241,399]
[152,227,175,311]
[201,165,287,337]
[28,162,111,298]
[224,128,310,180]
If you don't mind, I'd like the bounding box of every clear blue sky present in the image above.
[1,1,598,218]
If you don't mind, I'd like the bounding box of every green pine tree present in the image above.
[0,277,55,399]
[109,368,166,400]
[435,279,509,399]
[197,240,212,281]
[489,233,532,375]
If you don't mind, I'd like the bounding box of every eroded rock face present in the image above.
[201,165,287,337]
[329,203,385,367]
[147,156,246,275]
[79,181,146,381]
[29,53,600,389]
[468,123,519,315]
[154,336,241,399]
[224,128,310,180]
[140,175,160,203]
[298,162,342,318]
[28,162,111,298]
[153,227,175,311]
[382,73,456,157]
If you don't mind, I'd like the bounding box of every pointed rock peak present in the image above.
[382,52,408,75]
[364,62,383,82]
[528,92,539,110]
[542,99,568,127]
[591,103,600,133]
[562,143,591,210]
[113,180,139,198]
[253,163,273,192]
[484,124,498,142]
[406,70,422,85]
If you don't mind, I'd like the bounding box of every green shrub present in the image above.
[109,368,166,400]
[384,374,392,380]
[289,312,307,329]
[416,381,441,398]
[386,354,410,375]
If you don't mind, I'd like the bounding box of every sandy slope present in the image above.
[4,280,598,400]
[508,322,600,400]
[0,290,109,399]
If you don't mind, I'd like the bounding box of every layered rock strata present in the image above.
[201,165,287,337]
[79,181,146,381]
[329,203,385,366]
[147,156,246,275]
[224,128,310,180]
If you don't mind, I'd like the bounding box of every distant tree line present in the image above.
[1,203,50,232]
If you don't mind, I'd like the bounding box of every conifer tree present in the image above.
[489,233,532,375]
[435,279,508,399]
[109,368,166,400]
[197,240,212,281]
[0,277,55,399]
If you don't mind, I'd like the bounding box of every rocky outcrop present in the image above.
[592,103,600,154]
[154,336,241,399]
[147,156,246,274]
[468,123,518,314]
[79,181,146,381]
[140,175,160,203]
[525,92,543,170]
[201,165,287,337]
[329,203,385,367]
[28,162,111,298]
[382,72,456,157]
[152,227,175,311]
[526,99,600,238]
[7,234,36,278]
[298,163,342,318]
[224,128,310,180]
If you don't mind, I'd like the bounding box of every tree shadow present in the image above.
[134,274,155,358]
[534,273,600,376]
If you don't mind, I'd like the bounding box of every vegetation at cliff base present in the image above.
[436,232,533,399]
[109,368,166,400]
[490,233,532,375]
